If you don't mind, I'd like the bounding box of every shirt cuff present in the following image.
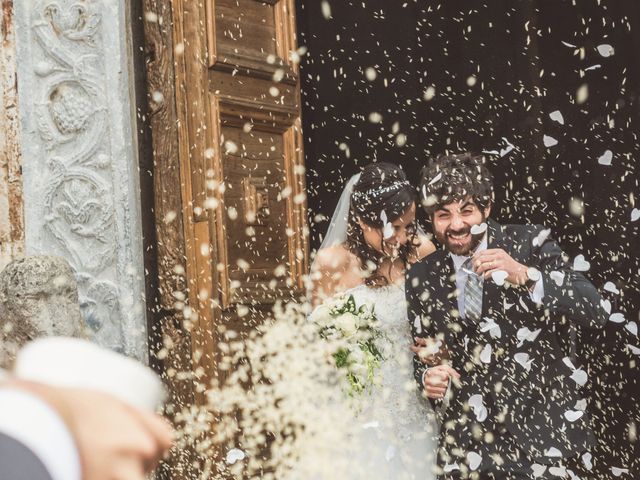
[421,367,429,387]
[529,277,545,304]
[0,388,81,480]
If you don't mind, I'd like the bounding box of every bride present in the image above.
[309,162,438,480]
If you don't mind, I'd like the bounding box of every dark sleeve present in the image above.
[405,263,442,412]
[0,432,54,480]
[530,227,608,329]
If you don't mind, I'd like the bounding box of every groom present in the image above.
[406,153,607,479]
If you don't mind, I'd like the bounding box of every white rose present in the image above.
[309,304,332,327]
[334,313,359,337]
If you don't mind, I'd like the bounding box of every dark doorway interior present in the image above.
[297,1,640,476]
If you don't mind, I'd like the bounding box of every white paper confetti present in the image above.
[611,467,629,477]
[549,270,565,286]
[549,111,564,125]
[628,344,640,356]
[600,299,612,314]
[470,222,487,235]
[570,369,588,386]
[598,150,613,166]
[532,228,551,247]
[597,44,615,57]
[574,399,587,411]
[572,255,590,272]
[491,270,509,286]
[603,281,620,294]
[544,447,563,457]
[582,452,593,470]
[467,451,482,471]
[564,410,584,422]
[480,344,492,364]
[631,208,640,222]
[625,322,638,336]
[226,448,246,464]
[480,318,502,338]
[549,466,567,477]
[516,327,542,347]
[609,313,625,324]
[532,463,547,478]
[543,135,558,147]
[514,352,533,371]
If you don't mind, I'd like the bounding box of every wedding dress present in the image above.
[331,282,439,480]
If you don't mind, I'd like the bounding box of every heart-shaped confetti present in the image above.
[570,369,588,386]
[564,410,584,422]
[549,466,567,477]
[480,344,492,364]
[543,135,558,147]
[573,254,590,272]
[601,299,612,314]
[627,344,640,356]
[532,463,548,477]
[625,321,638,336]
[597,43,615,57]
[470,222,487,235]
[574,399,587,411]
[226,448,246,465]
[514,352,532,371]
[631,208,640,222]
[549,270,565,286]
[549,111,564,125]
[609,313,625,323]
[413,316,422,334]
[491,270,509,286]
[532,228,551,247]
[545,447,563,457]
[517,327,542,347]
[611,467,629,477]
[443,463,460,473]
[604,281,620,294]
[582,452,593,470]
[467,451,482,471]
[598,150,613,166]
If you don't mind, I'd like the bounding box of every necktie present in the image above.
[463,258,483,321]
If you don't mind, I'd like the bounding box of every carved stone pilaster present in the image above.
[14,0,147,360]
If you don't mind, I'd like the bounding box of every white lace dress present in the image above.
[333,283,439,480]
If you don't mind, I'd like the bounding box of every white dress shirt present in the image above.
[449,234,545,317]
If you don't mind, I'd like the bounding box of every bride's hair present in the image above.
[346,162,419,286]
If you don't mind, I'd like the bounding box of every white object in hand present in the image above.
[13,337,165,412]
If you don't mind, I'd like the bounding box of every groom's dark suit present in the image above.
[406,220,607,477]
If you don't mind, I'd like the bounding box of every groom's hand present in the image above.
[423,365,460,399]
[472,248,528,285]
[410,337,448,366]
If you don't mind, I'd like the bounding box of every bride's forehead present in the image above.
[391,203,416,223]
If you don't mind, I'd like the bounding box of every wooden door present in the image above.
[141,0,308,475]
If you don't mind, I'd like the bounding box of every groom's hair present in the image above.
[419,152,493,216]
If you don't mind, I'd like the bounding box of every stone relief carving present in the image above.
[18,0,145,358]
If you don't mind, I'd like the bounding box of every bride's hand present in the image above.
[410,337,449,366]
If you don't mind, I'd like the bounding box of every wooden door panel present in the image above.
[145,0,307,473]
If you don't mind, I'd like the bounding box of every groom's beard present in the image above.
[437,225,484,256]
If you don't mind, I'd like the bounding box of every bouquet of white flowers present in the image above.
[310,294,385,397]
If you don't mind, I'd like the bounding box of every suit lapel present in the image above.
[482,219,507,319]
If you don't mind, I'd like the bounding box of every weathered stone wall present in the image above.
[12,0,148,360]
[0,256,85,367]
[0,0,25,270]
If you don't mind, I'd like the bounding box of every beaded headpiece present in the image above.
[351,180,411,201]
